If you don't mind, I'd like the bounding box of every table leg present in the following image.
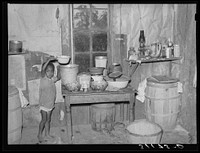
[120,103,124,122]
[129,93,135,122]
[65,96,72,144]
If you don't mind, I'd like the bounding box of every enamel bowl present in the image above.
[57,55,70,64]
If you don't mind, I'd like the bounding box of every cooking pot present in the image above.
[9,40,23,52]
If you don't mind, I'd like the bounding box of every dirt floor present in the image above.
[17,103,197,145]
[20,119,194,145]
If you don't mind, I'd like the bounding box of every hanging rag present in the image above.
[136,78,147,103]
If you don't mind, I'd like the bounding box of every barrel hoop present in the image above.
[8,105,21,112]
[8,126,22,133]
[145,95,180,101]
[145,111,180,117]
[146,83,177,89]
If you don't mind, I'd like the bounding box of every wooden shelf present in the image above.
[125,57,182,64]
[8,50,28,55]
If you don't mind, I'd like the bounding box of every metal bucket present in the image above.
[60,64,79,85]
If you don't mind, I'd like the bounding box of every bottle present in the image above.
[167,38,174,57]
[139,30,146,48]
[139,30,146,57]
[128,47,135,59]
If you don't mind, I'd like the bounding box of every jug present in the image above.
[90,75,108,91]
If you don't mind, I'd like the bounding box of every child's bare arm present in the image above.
[53,65,61,83]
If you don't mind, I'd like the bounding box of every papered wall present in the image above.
[8,4,67,56]
[111,4,174,62]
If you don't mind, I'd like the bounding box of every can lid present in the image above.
[95,56,107,59]
[147,75,179,84]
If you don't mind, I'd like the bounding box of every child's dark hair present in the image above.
[41,62,55,78]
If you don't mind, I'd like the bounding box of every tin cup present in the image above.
[174,44,180,57]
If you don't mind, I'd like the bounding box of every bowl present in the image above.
[64,81,81,92]
[107,75,130,89]
[57,55,70,64]
[89,67,104,75]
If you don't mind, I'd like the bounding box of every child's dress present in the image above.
[39,76,56,112]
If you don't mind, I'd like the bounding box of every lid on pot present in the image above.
[89,67,104,75]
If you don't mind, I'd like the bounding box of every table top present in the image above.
[62,87,136,96]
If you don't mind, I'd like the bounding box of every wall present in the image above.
[8,4,67,56]
[173,4,197,139]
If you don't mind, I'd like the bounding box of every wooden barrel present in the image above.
[126,119,163,144]
[90,103,115,132]
[145,77,181,131]
[8,85,22,144]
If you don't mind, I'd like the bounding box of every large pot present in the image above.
[60,64,79,85]
[108,63,122,74]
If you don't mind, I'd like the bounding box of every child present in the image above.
[37,56,61,143]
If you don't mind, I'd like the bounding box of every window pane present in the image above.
[92,32,107,51]
[92,53,107,67]
[73,9,90,29]
[74,32,90,52]
[92,9,107,29]
[91,4,108,8]
[73,4,90,9]
[75,54,90,73]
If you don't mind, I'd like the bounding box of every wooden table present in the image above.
[62,87,136,144]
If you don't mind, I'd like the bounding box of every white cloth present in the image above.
[17,88,29,108]
[136,78,147,103]
[177,82,183,93]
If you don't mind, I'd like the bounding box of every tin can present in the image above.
[174,44,180,57]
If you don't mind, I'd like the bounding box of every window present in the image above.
[72,4,110,73]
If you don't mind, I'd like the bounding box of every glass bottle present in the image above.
[139,30,146,57]
[167,38,174,57]
[139,30,146,48]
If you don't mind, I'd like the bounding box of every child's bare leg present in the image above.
[44,109,54,139]
[37,110,47,142]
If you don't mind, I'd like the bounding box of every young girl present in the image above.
[37,57,61,143]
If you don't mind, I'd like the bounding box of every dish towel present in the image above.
[17,88,29,108]
[136,78,147,103]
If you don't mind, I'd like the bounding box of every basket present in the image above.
[126,119,163,144]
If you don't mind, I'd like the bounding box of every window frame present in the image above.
[71,4,111,72]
